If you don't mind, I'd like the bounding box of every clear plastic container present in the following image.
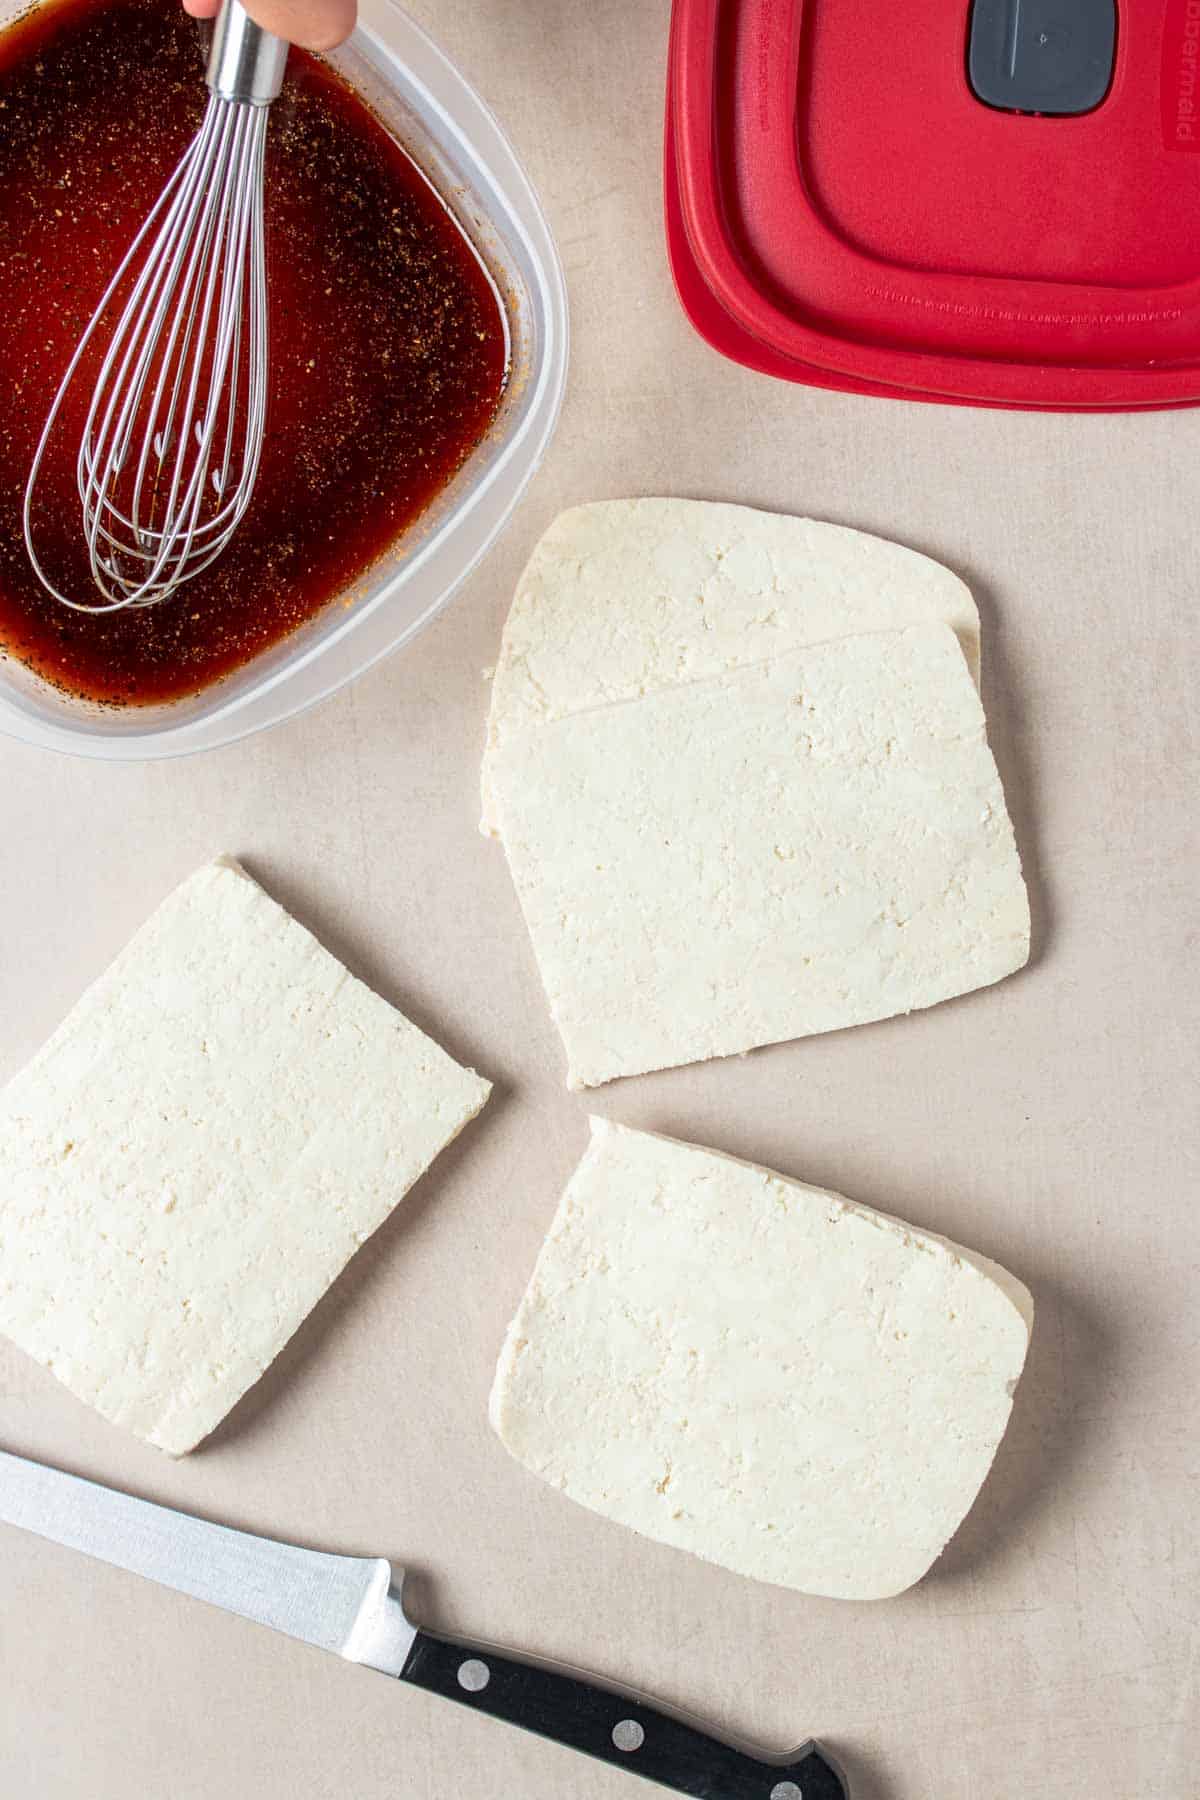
[0,0,568,759]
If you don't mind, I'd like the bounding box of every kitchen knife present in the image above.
[0,1447,848,1799]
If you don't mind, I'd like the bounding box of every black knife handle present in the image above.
[400,1629,848,1799]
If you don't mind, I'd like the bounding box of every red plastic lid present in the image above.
[666,0,1200,409]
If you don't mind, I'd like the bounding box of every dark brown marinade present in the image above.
[0,0,507,705]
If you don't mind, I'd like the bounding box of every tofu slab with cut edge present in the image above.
[491,622,1029,1089]
[0,857,491,1455]
[481,497,980,834]
[491,1118,1033,1601]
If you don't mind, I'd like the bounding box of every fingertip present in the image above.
[240,0,357,52]
[283,1,357,51]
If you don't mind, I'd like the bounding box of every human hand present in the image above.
[182,0,357,53]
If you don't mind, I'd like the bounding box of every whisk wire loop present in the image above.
[116,100,237,566]
[79,98,231,595]
[24,55,275,615]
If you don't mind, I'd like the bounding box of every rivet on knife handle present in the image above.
[399,1629,849,1800]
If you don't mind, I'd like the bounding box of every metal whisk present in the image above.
[23,2,289,613]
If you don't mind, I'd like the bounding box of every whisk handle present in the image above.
[208,0,289,105]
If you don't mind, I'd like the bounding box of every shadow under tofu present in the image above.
[820,1741,903,1800]
[188,854,506,1458]
[958,559,1054,972]
[200,1079,508,1460]
[233,852,498,1081]
[595,1116,1112,1606]
[921,1267,1112,1594]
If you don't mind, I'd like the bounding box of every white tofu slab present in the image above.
[492,623,1029,1089]
[491,1118,1033,1601]
[0,857,491,1454]
[482,498,980,833]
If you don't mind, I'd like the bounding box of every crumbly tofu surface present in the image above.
[492,623,1029,1089]
[0,857,491,1455]
[481,498,980,833]
[491,1118,1033,1601]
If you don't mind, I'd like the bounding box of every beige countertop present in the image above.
[1,2,1197,1795]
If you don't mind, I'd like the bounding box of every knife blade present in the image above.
[0,1447,849,1800]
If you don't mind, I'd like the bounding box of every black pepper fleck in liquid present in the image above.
[0,0,508,706]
